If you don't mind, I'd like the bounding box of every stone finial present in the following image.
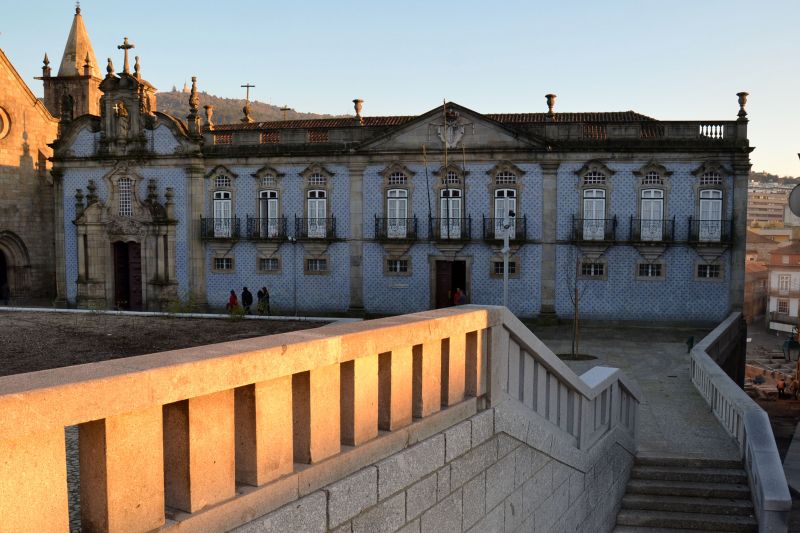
[189,76,199,112]
[165,187,175,219]
[353,99,364,125]
[241,101,253,123]
[545,94,557,118]
[75,189,85,216]
[86,180,97,204]
[42,53,51,77]
[204,104,215,130]
[133,56,141,78]
[737,91,749,121]
[117,37,135,74]
[106,57,115,77]
[75,2,81,15]
[83,52,92,76]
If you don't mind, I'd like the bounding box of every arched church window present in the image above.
[118,178,132,217]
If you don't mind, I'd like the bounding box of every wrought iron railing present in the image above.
[374,216,418,241]
[688,218,733,244]
[428,216,472,241]
[481,215,527,242]
[571,216,617,242]
[246,216,288,241]
[200,217,241,240]
[629,216,675,242]
[295,217,337,239]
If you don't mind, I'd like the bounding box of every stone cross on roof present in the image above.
[117,37,134,74]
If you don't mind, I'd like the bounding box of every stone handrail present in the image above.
[0,305,638,532]
[690,312,792,533]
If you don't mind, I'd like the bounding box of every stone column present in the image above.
[52,170,68,305]
[348,162,366,313]
[186,161,207,307]
[730,157,751,311]
[539,160,560,316]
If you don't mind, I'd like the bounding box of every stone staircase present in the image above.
[614,455,758,532]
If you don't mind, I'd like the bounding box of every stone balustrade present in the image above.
[690,312,792,533]
[0,305,639,532]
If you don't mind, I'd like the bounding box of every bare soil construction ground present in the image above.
[0,311,326,377]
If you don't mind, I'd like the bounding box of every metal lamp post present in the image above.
[287,236,298,316]
[502,209,515,309]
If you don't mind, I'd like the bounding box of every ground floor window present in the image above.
[490,258,518,278]
[696,263,722,279]
[212,257,234,272]
[258,257,280,273]
[580,262,605,278]
[386,258,409,275]
[637,262,663,279]
[778,298,790,314]
[305,257,329,274]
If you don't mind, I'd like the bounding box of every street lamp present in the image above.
[502,209,516,309]
[287,236,298,316]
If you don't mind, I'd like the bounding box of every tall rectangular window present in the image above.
[118,177,132,217]
[778,299,790,314]
[779,274,791,291]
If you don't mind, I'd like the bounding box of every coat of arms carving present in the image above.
[437,109,465,149]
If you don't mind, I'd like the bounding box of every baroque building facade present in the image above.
[50,20,752,321]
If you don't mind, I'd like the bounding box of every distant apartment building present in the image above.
[767,241,800,332]
[747,184,791,225]
[744,262,767,324]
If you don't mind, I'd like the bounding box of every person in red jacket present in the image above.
[226,289,239,312]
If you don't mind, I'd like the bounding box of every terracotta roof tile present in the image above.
[485,111,656,123]
[746,262,768,273]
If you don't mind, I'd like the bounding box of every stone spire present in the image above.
[58,5,100,78]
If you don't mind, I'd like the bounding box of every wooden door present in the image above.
[127,242,143,310]
[435,261,452,308]
[113,242,130,309]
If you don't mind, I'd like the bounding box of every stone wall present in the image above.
[235,406,634,533]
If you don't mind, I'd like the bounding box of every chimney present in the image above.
[545,94,556,118]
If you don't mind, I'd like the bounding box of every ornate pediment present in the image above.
[252,165,285,179]
[379,162,416,180]
[300,163,334,180]
[575,160,615,178]
[692,161,731,178]
[633,160,673,179]
[205,164,238,180]
[487,161,526,180]
[107,216,147,237]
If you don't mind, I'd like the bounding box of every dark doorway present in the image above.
[113,242,143,310]
[434,260,467,308]
[0,250,7,303]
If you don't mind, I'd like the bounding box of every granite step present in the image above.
[615,509,757,532]
[621,493,754,515]
[625,478,751,499]
[632,465,748,484]
[634,455,743,470]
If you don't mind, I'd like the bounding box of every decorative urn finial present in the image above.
[545,94,557,117]
[353,99,364,125]
[736,91,749,120]
[204,105,215,130]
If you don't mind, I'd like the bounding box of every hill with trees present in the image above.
[156,90,339,125]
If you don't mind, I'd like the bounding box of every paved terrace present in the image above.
[531,323,741,461]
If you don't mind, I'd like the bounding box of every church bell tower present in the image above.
[37,6,102,120]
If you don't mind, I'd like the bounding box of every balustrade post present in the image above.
[292,365,341,463]
[163,390,236,512]
[487,325,510,406]
[235,377,293,486]
[341,354,379,446]
[379,348,413,430]
[413,341,442,418]
[465,329,487,398]
[79,406,164,532]
[0,429,69,532]
[442,333,466,406]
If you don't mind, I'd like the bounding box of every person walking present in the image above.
[241,287,253,315]
[257,286,270,316]
[226,289,238,312]
[453,288,463,306]
[777,377,787,399]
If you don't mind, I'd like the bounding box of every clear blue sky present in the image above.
[3,0,798,175]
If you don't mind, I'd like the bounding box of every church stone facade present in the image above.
[50,13,752,321]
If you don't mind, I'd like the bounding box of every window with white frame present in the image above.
[581,262,605,277]
[118,177,132,217]
[700,172,722,186]
[778,299,790,314]
[259,257,280,272]
[638,263,663,278]
[215,175,231,189]
[306,258,328,273]
[640,189,664,241]
[307,189,327,238]
[495,171,517,185]
[494,189,517,238]
[582,188,606,240]
[699,189,723,242]
[213,190,232,238]
[388,172,407,186]
[260,175,277,188]
[386,189,408,238]
[259,190,279,238]
[697,264,721,279]
[308,172,327,186]
[387,259,409,274]
[583,170,606,185]
[441,170,461,186]
[440,188,462,239]
[779,274,791,291]
[642,171,663,185]
[213,257,233,271]
[493,261,517,275]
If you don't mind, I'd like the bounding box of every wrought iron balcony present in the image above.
[628,216,675,243]
[482,215,527,242]
[571,216,617,243]
[200,217,241,240]
[246,216,287,241]
[374,216,419,241]
[295,217,337,240]
[429,216,472,241]
[688,217,733,244]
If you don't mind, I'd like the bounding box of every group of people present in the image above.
[776,377,800,400]
[226,286,270,316]
[452,287,466,306]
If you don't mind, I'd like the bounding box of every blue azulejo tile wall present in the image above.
[205,241,350,313]
[554,245,730,322]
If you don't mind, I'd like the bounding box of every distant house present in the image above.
[767,241,800,332]
[744,262,768,324]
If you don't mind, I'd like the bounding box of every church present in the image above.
[40,7,751,321]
